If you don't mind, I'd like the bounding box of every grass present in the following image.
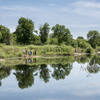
[0,44,74,58]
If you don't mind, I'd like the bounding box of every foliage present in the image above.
[39,23,50,44]
[0,45,75,58]
[87,30,100,48]
[0,17,99,56]
[0,25,10,45]
[77,36,84,40]
[85,46,94,54]
[77,38,91,49]
[15,17,34,44]
[10,34,17,45]
[52,24,72,45]
[47,38,58,45]
[30,34,41,45]
[71,39,78,48]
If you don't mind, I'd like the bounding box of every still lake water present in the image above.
[0,56,100,100]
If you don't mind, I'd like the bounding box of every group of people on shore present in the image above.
[23,48,37,57]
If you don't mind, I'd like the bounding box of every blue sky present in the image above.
[0,0,100,38]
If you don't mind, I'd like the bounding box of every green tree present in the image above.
[10,33,17,45]
[71,39,78,48]
[87,30,100,48]
[77,38,91,49]
[15,17,34,44]
[31,34,41,45]
[39,23,50,44]
[64,28,72,45]
[48,38,58,45]
[0,32,2,40]
[52,24,72,45]
[77,36,84,40]
[0,25,10,44]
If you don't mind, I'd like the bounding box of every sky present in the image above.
[0,0,100,38]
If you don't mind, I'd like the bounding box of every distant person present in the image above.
[75,48,78,53]
[29,50,32,56]
[23,49,26,55]
[24,59,28,64]
[23,48,28,57]
[28,58,32,63]
[34,49,36,56]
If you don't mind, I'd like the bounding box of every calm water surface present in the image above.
[0,56,100,100]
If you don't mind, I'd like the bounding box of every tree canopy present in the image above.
[87,30,100,48]
[52,24,72,45]
[39,23,50,44]
[0,25,10,44]
[0,17,100,51]
[15,17,34,44]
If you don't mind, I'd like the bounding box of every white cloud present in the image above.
[8,26,16,32]
[73,1,100,9]
[59,1,100,18]
[0,1,100,38]
[71,1,100,17]
[0,6,41,12]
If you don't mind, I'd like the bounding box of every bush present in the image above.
[47,38,58,45]
[85,46,94,54]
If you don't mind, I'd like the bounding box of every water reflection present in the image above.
[87,56,100,74]
[0,55,100,89]
[39,64,50,83]
[13,65,39,89]
[0,66,11,86]
[52,64,72,80]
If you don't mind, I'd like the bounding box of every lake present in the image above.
[0,55,100,100]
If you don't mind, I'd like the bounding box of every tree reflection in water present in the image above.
[51,64,72,80]
[0,67,11,86]
[13,63,73,88]
[0,56,100,89]
[87,56,100,74]
[13,65,39,89]
[39,64,50,83]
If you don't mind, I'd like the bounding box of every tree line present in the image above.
[0,17,100,49]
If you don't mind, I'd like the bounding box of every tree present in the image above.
[71,39,78,48]
[52,24,72,45]
[63,28,72,45]
[10,33,17,45]
[87,30,100,48]
[0,32,2,40]
[77,36,84,40]
[0,25,10,44]
[77,38,91,49]
[15,17,34,44]
[30,34,41,45]
[39,23,50,44]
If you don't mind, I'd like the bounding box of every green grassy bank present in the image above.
[0,43,96,59]
[0,44,75,58]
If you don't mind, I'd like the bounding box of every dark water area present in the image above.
[0,55,100,100]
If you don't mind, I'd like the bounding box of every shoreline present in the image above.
[0,53,93,62]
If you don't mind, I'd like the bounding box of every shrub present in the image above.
[85,46,94,54]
